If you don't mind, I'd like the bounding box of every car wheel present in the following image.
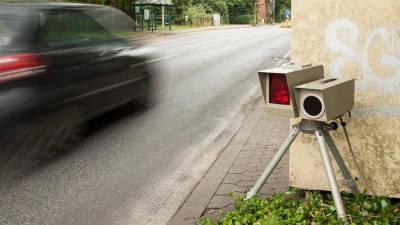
[130,78,150,109]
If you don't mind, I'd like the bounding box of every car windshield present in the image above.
[41,9,114,41]
[83,6,135,38]
[0,4,133,52]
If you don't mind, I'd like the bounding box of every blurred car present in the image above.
[0,2,154,161]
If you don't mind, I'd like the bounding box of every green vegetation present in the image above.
[280,21,291,28]
[161,25,202,30]
[199,189,400,225]
[273,0,290,23]
[53,0,291,26]
[229,15,253,25]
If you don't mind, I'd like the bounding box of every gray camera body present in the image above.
[258,63,355,122]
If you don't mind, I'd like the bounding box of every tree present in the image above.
[172,0,193,23]
[225,0,256,25]
[192,0,228,22]
[274,0,290,23]
[226,0,253,16]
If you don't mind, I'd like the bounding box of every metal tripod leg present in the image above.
[316,129,348,222]
[245,126,300,199]
[324,131,359,194]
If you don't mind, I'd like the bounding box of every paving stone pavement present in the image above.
[201,100,290,221]
[169,96,291,225]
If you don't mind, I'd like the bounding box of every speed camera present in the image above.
[258,63,355,121]
[251,63,358,219]
[258,63,324,118]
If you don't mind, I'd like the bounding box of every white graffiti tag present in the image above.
[325,19,400,94]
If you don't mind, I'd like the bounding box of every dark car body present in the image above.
[0,3,154,161]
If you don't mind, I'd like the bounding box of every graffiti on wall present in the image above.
[325,19,400,116]
[325,19,400,94]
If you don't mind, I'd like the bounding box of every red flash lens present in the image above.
[269,73,290,105]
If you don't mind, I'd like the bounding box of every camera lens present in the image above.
[302,94,324,119]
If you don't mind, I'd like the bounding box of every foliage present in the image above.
[274,0,291,23]
[191,0,228,24]
[52,0,290,25]
[280,21,291,28]
[199,189,400,225]
[185,4,213,26]
[172,0,193,23]
[192,0,228,15]
[226,0,253,16]
[229,15,253,25]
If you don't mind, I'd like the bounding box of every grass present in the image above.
[153,25,202,31]
[113,25,203,37]
[280,22,292,28]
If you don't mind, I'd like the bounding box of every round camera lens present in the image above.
[303,96,322,116]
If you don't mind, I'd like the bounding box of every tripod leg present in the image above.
[316,130,348,222]
[245,126,300,200]
[324,131,359,194]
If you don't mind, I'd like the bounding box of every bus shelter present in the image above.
[132,0,173,32]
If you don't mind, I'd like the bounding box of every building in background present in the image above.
[257,0,268,24]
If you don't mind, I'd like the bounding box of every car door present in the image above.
[35,7,138,118]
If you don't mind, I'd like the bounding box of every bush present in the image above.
[280,22,291,28]
[182,5,213,26]
[229,15,253,24]
[266,17,274,24]
[199,189,400,225]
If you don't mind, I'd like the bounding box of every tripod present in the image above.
[245,119,359,222]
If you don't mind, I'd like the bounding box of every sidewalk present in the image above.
[150,24,253,35]
[169,95,290,225]
[126,24,256,40]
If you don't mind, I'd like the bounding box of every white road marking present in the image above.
[230,34,260,42]
[198,43,219,49]
[129,54,179,68]
[230,29,285,42]
[258,29,285,36]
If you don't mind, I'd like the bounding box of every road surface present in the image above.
[0,25,291,225]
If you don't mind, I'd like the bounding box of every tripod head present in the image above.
[293,120,339,135]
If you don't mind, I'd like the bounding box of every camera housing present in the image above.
[258,63,324,118]
[294,78,354,121]
[258,63,355,122]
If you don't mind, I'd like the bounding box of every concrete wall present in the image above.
[289,0,400,197]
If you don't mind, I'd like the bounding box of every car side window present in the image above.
[0,19,12,47]
[38,9,114,50]
[0,9,24,48]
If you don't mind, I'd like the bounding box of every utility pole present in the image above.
[268,0,275,23]
[272,0,275,23]
[254,2,257,26]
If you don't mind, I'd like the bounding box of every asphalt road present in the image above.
[0,25,291,225]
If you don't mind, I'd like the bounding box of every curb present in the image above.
[168,96,265,225]
[168,50,291,225]
[126,25,255,41]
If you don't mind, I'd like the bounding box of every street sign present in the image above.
[144,9,149,20]
[285,9,291,15]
